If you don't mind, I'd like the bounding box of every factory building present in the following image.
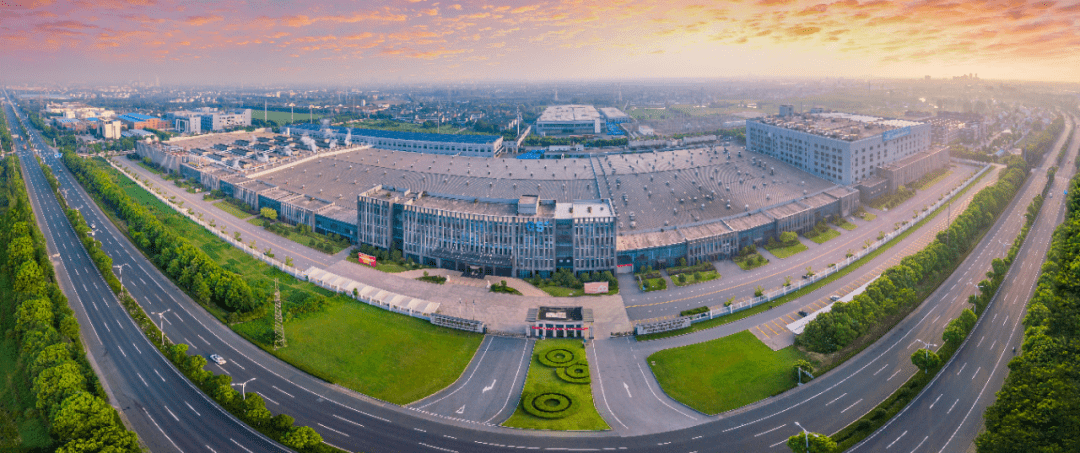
[746,112,932,186]
[167,108,251,133]
[289,123,503,158]
[357,186,616,278]
[535,105,604,136]
[117,113,170,130]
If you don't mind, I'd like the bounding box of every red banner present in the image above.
[358,253,377,267]
[530,326,589,331]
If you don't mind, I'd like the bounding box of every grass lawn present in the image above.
[649,331,808,415]
[236,301,482,405]
[642,277,667,292]
[345,252,414,273]
[835,218,858,231]
[213,199,255,219]
[249,217,351,254]
[490,285,523,295]
[540,286,582,297]
[502,340,609,431]
[671,270,721,287]
[91,158,482,404]
[764,240,809,259]
[733,253,769,271]
[910,169,952,191]
[804,228,841,244]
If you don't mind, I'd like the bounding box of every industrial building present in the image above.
[117,113,170,130]
[746,111,932,186]
[288,123,503,158]
[166,108,252,133]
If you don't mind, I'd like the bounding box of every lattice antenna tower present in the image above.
[273,279,286,348]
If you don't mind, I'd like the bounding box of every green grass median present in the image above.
[502,339,609,431]
[649,331,808,415]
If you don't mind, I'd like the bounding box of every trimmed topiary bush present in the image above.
[521,390,579,419]
[538,348,578,368]
[556,364,591,384]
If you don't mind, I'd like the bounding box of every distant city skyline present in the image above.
[2,0,1078,85]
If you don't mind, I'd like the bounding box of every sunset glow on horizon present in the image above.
[2,0,1079,85]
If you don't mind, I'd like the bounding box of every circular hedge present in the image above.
[538,348,577,368]
[521,390,579,419]
[556,364,591,384]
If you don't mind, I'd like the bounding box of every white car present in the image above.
[209,354,226,365]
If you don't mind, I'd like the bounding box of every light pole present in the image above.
[794,421,810,452]
[231,377,256,399]
[113,263,129,296]
[796,366,814,386]
[915,339,937,373]
[152,309,171,345]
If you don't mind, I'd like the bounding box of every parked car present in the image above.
[830,295,841,301]
[209,354,226,365]
[798,311,809,317]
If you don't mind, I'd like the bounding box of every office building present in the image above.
[535,105,603,136]
[100,120,122,139]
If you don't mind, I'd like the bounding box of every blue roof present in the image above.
[56,118,79,124]
[291,123,500,144]
[118,113,156,122]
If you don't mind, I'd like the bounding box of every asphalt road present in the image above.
[4,100,289,453]
[6,89,1071,453]
[411,336,533,425]
[850,116,1079,452]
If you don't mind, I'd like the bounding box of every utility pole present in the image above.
[915,339,938,373]
[113,263,130,298]
[273,279,286,349]
[794,421,810,452]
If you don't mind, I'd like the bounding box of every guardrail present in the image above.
[634,163,993,335]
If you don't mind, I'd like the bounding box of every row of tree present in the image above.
[798,156,1031,353]
[0,155,142,452]
[60,151,259,313]
[976,158,1080,451]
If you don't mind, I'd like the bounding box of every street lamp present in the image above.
[231,377,256,399]
[794,421,810,452]
[151,309,171,345]
[796,366,814,386]
[915,339,937,374]
[113,263,130,296]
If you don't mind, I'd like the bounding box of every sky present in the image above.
[2,0,1079,86]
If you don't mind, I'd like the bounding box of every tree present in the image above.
[33,361,87,413]
[787,431,836,453]
[677,273,687,284]
[793,359,814,383]
[234,231,242,241]
[281,426,323,450]
[779,231,797,244]
[271,413,295,432]
[942,322,966,344]
[911,348,941,374]
[754,286,764,297]
[55,424,140,453]
[50,391,114,442]
[285,256,294,267]
[785,275,792,287]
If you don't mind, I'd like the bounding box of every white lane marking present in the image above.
[887,369,903,381]
[256,392,279,406]
[956,362,967,375]
[623,382,632,398]
[874,364,889,376]
[841,398,864,414]
[137,372,148,387]
[205,446,217,453]
[754,423,786,437]
[419,442,458,453]
[316,422,349,437]
[103,322,111,333]
[197,334,211,345]
[229,438,254,453]
[272,385,295,398]
[117,346,127,358]
[132,342,141,354]
[164,405,179,421]
[929,394,943,409]
[977,336,985,347]
[946,398,959,414]
[154,368,166,382]
[414,427,426,433]
[990,340,997,351]
[483,379,497,393]
[1002,314,1009,326]
[332,413,364,428]
[418,336,494,409]
[588,341,627,430]
[143,408,183,453]
[971,366,982,380]
[887,430,908,449]
[185,401,201,416]
[910,435,929,452]
[826,393,848,406]
[637,362,698,419]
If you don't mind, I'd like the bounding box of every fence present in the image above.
[634,163,993,336]
[107,159,488,333]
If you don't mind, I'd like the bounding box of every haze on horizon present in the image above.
[3,0,1079,86]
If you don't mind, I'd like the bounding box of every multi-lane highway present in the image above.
[4,100,288,453]
[5,89,1072,453]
